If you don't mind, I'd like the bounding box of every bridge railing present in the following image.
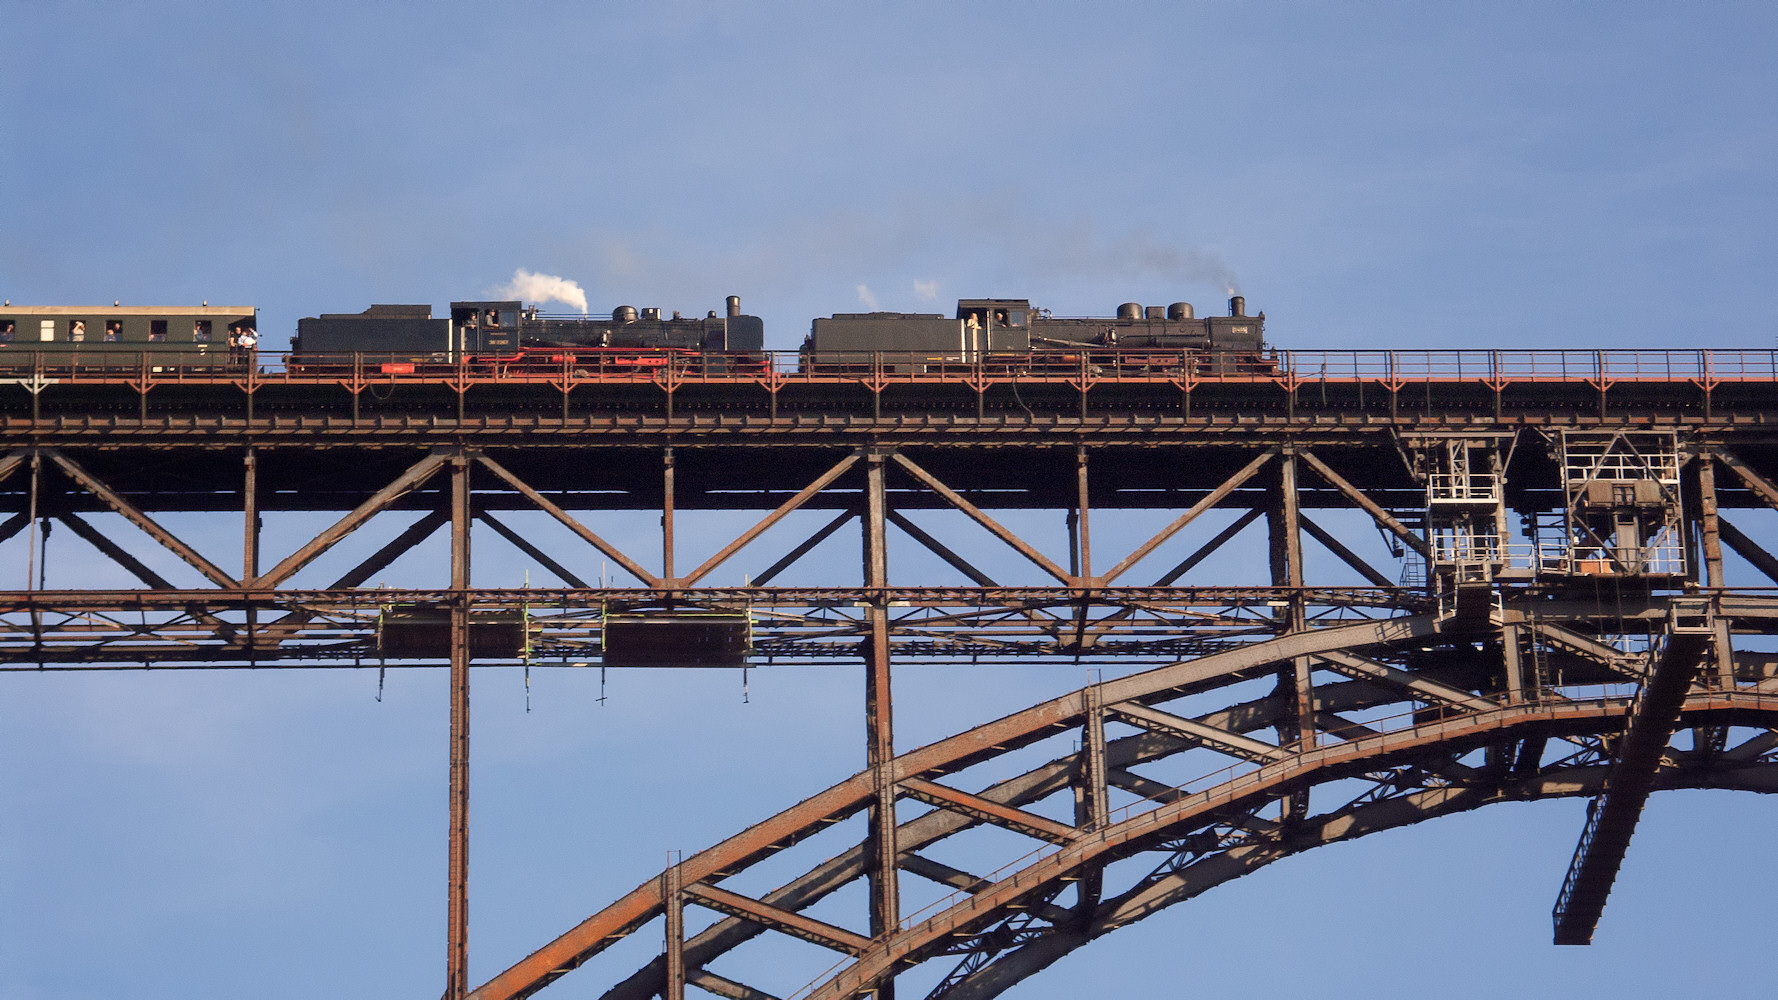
[1,347,1775,389]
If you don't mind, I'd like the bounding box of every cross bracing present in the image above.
[3,363,1778,998]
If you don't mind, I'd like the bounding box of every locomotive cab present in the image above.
[956,298,1032,353]
[451,300,523,356]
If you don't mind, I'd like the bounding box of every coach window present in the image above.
[0,321,14,343]
[193,319,211,342]
[39,320,54,342]
[69,319,87,342]
[105,320,122,342]
[149,320,167,342]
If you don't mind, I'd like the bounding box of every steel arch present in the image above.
[471,612,1778,1000]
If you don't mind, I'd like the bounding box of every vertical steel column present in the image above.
[1273,452,1314,746]
[662,447,676,587]
[243,447,259,656]
[446,453,472,1000]
[1269,451,1306,626]
[1077,683,1108,829]
[1072,681,1108,915]
[862,451,898,998]
[662,862,685,1000]
[1271,450,1313,827]
[1075,446,1092,582]
[1697,454,1724,588]
[1490,445,1513,561]
[243,447,259,581]
[25,449,39,591]
[1502,623,1526,703]
[1695,455,1735,686]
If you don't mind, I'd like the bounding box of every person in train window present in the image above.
[105,321,121,342]
[0,321,14,343]
[239,327,258,352]
[193,320,211,342]
[484,309,500,328]
[70,320,86,342]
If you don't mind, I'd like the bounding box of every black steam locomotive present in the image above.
[800,296,1266,374]
[293,295,767,374]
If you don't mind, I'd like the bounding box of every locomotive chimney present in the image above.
[1228,295,1245,317]
[726,295,741,319]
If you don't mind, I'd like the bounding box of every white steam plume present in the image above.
[856,284,881,310]
[495,268,588,313]
[913,279,939,301]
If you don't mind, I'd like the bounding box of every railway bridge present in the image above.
[5,347,1778,999]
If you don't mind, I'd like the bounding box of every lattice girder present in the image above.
[465,606,1777,1000]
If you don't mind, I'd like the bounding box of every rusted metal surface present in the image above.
[1552,630,1710,944]
[3,371,1778,999]
[446,454,472,1000]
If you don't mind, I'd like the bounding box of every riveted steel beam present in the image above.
[682,883,873,956]
[1552,632,1709,945]
[900,776,1078,845]
[1296,448,1429,558]
[45,449,239,588]
[681,450,863,587]
[475,453,660,588]
[475,510,591,589]
[891,452,1073,585]
[1107,702,1290,763]
[1100,447,1278,585]
[254,450,448,589]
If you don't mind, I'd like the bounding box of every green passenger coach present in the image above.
[0,304,258,369]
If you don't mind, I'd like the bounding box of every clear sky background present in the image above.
[2,2,1777,999]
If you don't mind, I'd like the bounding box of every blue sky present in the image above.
[3,3,1777,998]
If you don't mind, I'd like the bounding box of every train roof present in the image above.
[0,304,255,316]
[957,298,1032,315]
[314,304,434,319]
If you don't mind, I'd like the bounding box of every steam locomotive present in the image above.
[292,295,767,374]
[800,296,1266,374]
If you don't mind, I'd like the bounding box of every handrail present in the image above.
[0,347,1774,389]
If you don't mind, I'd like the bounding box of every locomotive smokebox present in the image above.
[1228,296,1246,317]
[1116,302,1143,320]
[726,295,741,319]
[1167,302,1195,320]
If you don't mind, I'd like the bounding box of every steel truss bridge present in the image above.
[5,349,1778,999]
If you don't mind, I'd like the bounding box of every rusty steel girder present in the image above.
[463,614,1778,1000]
[7,373,1778,999]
